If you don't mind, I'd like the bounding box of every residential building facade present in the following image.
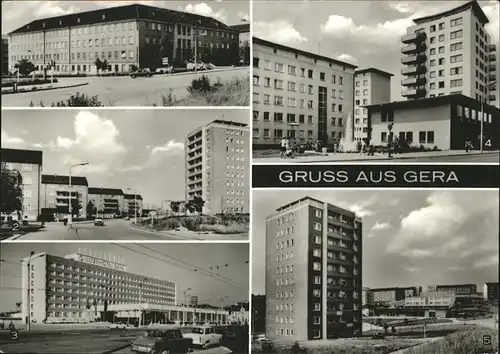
[367,93,500,150]
[2,36,8,75]
[400,1,497,106]
[251,294,266,334]
[123,193,143,218]
[265,197,362,341]
[483,282,499,301]
[0,148,43,221]
[8,3,239,75]
[252,37,357,149]
[230,23,250,66]
[354,68,393,141]
[88,187,125,218]
[40,175,89,219]
[370,286,420,303]
[185,120,249,215]
[428,283,477,295]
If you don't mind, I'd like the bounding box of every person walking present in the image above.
[280,137,287,158]
[368,137,375,156]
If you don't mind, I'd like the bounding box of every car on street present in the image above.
[182,325,222,349]
[109,322,127,330]
[125,216,130,221]
[131,327,192,354]
[94,218,105,226]
[130,68,153,78]
[155,66,173,74]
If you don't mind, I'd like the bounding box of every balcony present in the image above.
[489,94,496,101]
[401,76,426,86]
[401,31,426,44]
[402,88,426,98]
[401,65,426,76]
[401,43,426,54]
[489,64,497,72]
[488,53,497,62]
[401,54,426,65]
[489,74,496,82]
[488,44,497,53]
[489,83,497,91]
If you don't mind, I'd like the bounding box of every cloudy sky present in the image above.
[254,0,499,101]
[1,0,249,35]
[252,189,499,295]
[0,242,249,312]
[1,109,248,206]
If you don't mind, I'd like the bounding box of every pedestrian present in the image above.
[387,133,394,159]
[368,137,375,156]
[465,137,472,152]
[360,139,366,155]
[280,137,287,158]
[284,137,291,159]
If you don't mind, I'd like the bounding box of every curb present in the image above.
[2,82,89,95]
[101,343,131,354]
[158,67,247,78]
[128,222,204,240]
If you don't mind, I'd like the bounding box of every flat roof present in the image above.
[355,67,394,78]
[209,119,248,128]
[124,193,143,200]
[42,174,88,186]
[9,3,235,35]
[253,37,358,70]
[413,1,489,25]
[1,148,43,165]
[230,23,250,33]
[88,187,124,195]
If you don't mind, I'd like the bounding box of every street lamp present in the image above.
[480,82,496,153]
[68,162,89,227]
[126,188,138,224]
[26,251,44,331]
[219,296,228,324]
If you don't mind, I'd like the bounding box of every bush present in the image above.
[187,75,221,94]
[183,217,201,231]
[1,78,59,87]
[198,222,248,234]
[50,92,104,107]
[155,218,181,231]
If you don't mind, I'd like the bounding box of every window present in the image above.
[320,72,325,81]
[314,276,321,284]
[313,289,321,297]
[430,71,436,78]
[450,66,462,75]
[430,36,436,44]
[450,79,463,87]
[450,54,463,63]
[450,42,462,51]
[430,59,436,67]
[438,46,445,54]
[450,17,463,27]
[430,25,436,32]
[313,317,321,325]
[450,30,463,40]
[314,235,322,244]
[288,81,296,91]
[308,69,313,79]
[439,22,445,30]
[288,65,297,75]
[253,93,259,103]
[253,76,259,85]
[314,303,321,311]
[381,132,387,143]
[313,249,322,258]
[430,48,436,55]
[438,34,445,42]
[264,77,271,87]
[438,81,445,89]
[313,262,321,271]
[439,70,444,77]
[427,131,434,144]
[419,131,426,143]
[315,209,322,218]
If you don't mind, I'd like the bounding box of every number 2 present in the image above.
[484,139,492,148]
[12,223,19,231]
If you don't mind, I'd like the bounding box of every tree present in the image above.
[14,59,36,77]
[1,162,23,215]
[86,201,95,218]
[94,58,102,74]
[185,201,196,215]
[170,201,181,216]
[102,59,109,73]
[240,40,250,66]
[70,192,82,218]
[192,196,205,216]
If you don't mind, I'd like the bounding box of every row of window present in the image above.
[253,94,347,114]
[428,17,462,32]
[275,303,295,312]
[275,277,295,287]
[253,76,346,99]
[276,289,295,299]
[275,265,295,274]
[277,252,295,262]
[355,79,369,87]
[381,131,434,145]
[253,112,345,127]
[4,163,35,172]
[276,212,295,225]
[253,58,346,85]
[275,315,296,324]
[253,129,342,140]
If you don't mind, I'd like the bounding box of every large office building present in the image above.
[0,148,43,221]
[400,1,498,106]
[353,68,393,142]
[265,197,362,341]
[483,282,499,301]
[88,187,125,218]
[124,193,144,218]
[8,3,239,75]
[2,35,8,75]
[21,251,228,325]
[40,174,89,219]
[367,93,500,150]
[252,37,357,149]
[185,120,249,215]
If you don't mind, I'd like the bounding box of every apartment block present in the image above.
[0,148,43,221]
[370,286,420,304]
[8,3,239,75]
[124,193,143,218]
[2,36,8,75]
[428,283,477,294]
[185,120,249,215]
[483,282,499,301]
[88,187,125,218]
[265,197,362,341]
[252,37,357,149]
[354,68,393,141]
[400,1,497,105]
[40,175,89,219]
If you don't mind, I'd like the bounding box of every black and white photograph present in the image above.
[1,1,250,107]
[0,109,250,241]
[252,0,500,163]
[0,242,250,354]
[250,189,499,354]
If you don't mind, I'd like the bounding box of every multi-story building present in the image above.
[123,193,143,218]
[88,187,125,218]
[231,23,250,65]
[20,251,227,325]
[490,44,499,108]
[251,294,266,334]
[353,68,393,142]
[483,282,499,301]
[252,37,357,149]
[228,307,249,324]
[428,283,477,295]
[400,0,497,105]
[40,175,89,219]
[185,120,249,215]
[190,296,199,307]
[2,35,8,75]
[367,93,500,150]
[0,148,43,221]
[8,3,239,75]
[361,287,373,306]
[370,286,420,304]
[265,197,362,341]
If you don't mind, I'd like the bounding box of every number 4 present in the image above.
[484,139,492,148]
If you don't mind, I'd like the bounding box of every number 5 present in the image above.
[484,139,492,148]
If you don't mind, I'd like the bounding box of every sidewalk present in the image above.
[129,222,248,240]
[253,150,499,163]
[2,80,89,94]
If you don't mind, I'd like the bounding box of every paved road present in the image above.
[11,219,247,241]
[113,345,233,354]
[1,68,248,107]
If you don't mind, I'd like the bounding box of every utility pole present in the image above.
[26,251,35,331]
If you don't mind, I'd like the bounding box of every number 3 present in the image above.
[11,330,18,340]
[484,139,492,148]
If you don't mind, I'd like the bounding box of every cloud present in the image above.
[335,53,358,65]
[183,3,227,23]
[151,140,184,155]
[237,12,249,21]
[120,165,144,172]
[1,130,26,147]
[473,254,499,269]
[35,1,76,18]
[347,203,374,217]
[372,221,391,230]
[405,266,422,273]
[253,21,308,45]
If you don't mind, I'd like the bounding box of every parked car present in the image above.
[125,216,130,221]
[130,68,153,78]
[94,218,104,226]
[131,328,192,354]
[109,322,126,330]
[182,325,222,349]
[155,66,173,74]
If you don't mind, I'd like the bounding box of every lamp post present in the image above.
[26,251,35,331]
[219,296,228,324]
[480,81,496,153]
[68,162,89,227]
